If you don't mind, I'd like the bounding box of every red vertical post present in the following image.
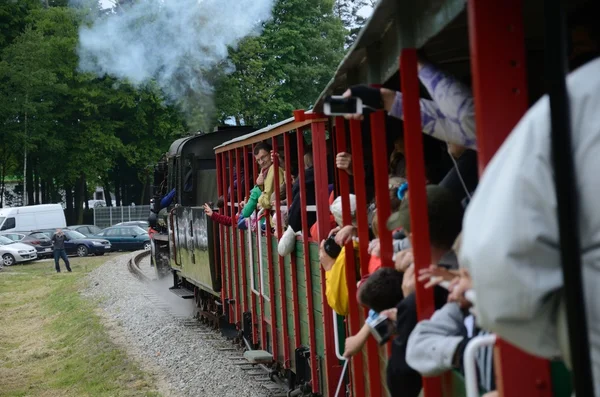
[225,151,235,322]
[264,168,278,360]
[369,111,394,267]
[236,148,247,321]
[296,126,320,393]
[400,49,443,397]
[312,119,342,397]
[252,144,268,349]
[348,119,382,397]
[283,132,302,350]
[272,136,290,366]
[221,152,232,321]
[230,151,241,325]
[216,153,226,306]
[334,117,366,397]
[246,146,259,345]
[467,1,553,396]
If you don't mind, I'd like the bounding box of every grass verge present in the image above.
[0,254,161,397]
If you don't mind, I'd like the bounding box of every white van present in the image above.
[0,204,66,232]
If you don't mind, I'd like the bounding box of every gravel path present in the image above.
[83,252,269,397]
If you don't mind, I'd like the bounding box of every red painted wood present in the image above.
[468,1,554,395]
[284,132,302,350]
[216,153,225,307]
[226,152,236,322]
[243,145,259,345]
[369,111,394,268]
[272,137,291,367]
[296,129,320,393]
[252,144,268,349]
[236,148,248,322]
[334,117,366,397]
[230,151,241,325]
[348,119,383,397]
[400,49,443,397]
[264,187,278,359]
[311,120,342,397]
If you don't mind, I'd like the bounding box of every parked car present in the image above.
[0,235,37,266]
[95,225,150,251]
[33,229,112,257]
[69,224,103,237]
[114,221,149,230]
[0,231,54,259]
[0,204,66,232]
[61,230,112,257]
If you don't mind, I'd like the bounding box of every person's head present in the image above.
[568,3,600,71]
[447,143,467,159]
[371,209,379,238]
[56,228,62,234]
[217,196,225,209]
[358,268,405,312]
[304,151,314,169]
[253,142,273,170]
[387,185,463,263]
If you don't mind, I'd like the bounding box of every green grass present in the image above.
[0,254,162,397]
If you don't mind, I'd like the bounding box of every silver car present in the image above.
[0,235,37,266]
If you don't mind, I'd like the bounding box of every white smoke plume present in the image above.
[77,0,275,127]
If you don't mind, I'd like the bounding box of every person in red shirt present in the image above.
[203,197,234,226]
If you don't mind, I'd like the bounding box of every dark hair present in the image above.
[253,142,272,156]
[217,196,225,209]
[358,268,404,312]
[426,187,463,251]
[390,188,402,212]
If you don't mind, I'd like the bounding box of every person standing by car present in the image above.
[51,229,72,273]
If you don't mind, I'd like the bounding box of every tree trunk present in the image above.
[0,158,5,208]
[41,180,46,204]
[103,179,112,207]
[74,174,85,224]
[84,176,89,211]
[64,184,74,225]
[114,174,121,207]
[26,156,34,206]
[140,175,150,205]
[34,158,40,205]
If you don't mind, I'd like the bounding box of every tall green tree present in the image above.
[0,2,187,221]
[214,0,346,128]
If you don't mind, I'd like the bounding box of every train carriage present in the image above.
[150,0,597,395]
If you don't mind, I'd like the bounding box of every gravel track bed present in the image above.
[83,252,268,397]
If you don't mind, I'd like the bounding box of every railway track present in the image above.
[126,251,287,396]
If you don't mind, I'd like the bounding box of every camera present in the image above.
[323,96,363,116]
[366,312,395,345]
[323,235,342,259]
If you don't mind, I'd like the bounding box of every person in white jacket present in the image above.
[459,57,600,394]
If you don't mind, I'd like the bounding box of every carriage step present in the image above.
[243,350,273,364]
[169,287,194,299]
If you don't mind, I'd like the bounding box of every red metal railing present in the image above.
[348,118,383,397]
[400,48,443,397]
[236,148,248,322]
[369,111,394,268]
[334,117,366,396]
[229,151,241,325]
[294,114,320,393]
[272,137,291,367]
[467,0,553,395]
[311,116,343,397]
[283,131,302,351]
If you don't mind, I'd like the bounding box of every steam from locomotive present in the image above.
[76,0,274,115]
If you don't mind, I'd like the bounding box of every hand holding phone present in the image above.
[324,96,363,116]
[366,311,395,345]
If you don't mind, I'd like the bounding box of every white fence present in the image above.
[93,205,151,229]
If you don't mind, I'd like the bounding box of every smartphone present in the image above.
[366,312,395,345]
[323,96,362,116]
